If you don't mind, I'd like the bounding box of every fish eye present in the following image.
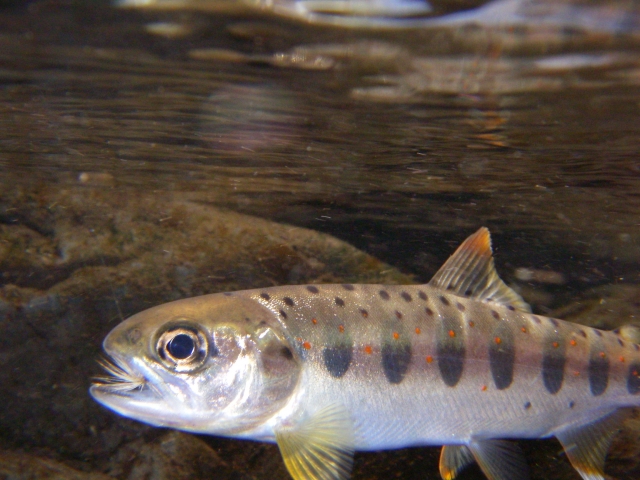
[167,334,194,359]
[157,325,208,372]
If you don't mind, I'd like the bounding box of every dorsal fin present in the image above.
[428,227,531,313]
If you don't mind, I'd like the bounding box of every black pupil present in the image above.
[167,334,195,359]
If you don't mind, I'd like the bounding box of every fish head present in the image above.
[90,293,301,437]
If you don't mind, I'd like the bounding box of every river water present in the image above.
[1,0,640,479]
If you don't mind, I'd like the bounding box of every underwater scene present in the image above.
[1,0,640,479]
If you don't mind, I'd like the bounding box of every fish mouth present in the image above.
[92,355,147,394]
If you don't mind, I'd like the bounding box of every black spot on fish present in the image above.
[426,307,434,317]
[381,341,411,384]
[589,345,610,396]
[627,362,640,394]
[418,291,427,301]
[306,286,319,294]
[437,315,465,387]
[524,401,532,410]
[491,310,500,320]
[593,329,603,337]
[532,316,542,324]
[439,296,450,306]
[379,290,390,300]
[342,284,355,291]
[542,337,566,394]
[489,324,515,390]
[283,297,295,307]
[569,401,575,409]
[323,344,353,378]
[549,318,559,328]
[260,292,271,301]
[281,346,293,360]
[395,310,403,319]
[335,297,345,307]
[279,309,287,319]
[507,305,515,311]
[360,309,369,318]
[618,338,625,347]
[401,291,412,302]
[579,330,587,338]
[456,302,465,312]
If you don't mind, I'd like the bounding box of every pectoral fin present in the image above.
[275,404,355,480]
[468,439,530,480]
[439,445,475,479]
[555,409,629,480]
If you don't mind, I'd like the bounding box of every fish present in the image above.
[90,227,640,480]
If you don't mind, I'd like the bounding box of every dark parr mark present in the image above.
[588,344,609,396]
[379,290,390,300]
[401,291,412,302]
[542,337,566,394]
[524,401,531,410]
[437,315,465,387]
[335,297,345,307]
[279,309,288,319]
[439,296,450,306]
[323,344,353,378]
[260,292,271,301]
[381,341,412,384]
[627,362,640,394]
[418,291,427,301]
[283,297,295,307]
[489,324,515,390]
[306,286,319,294]
[341,284,355,291]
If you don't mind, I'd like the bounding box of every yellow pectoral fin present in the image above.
[275,404,355,480]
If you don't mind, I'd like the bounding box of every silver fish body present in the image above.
[91,228,640,480]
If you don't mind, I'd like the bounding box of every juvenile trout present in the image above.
[91,228,640,480]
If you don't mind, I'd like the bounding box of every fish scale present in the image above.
[91,228,640,480]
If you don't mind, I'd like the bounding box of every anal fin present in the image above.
[439,445,475,480]
[555,409,630,480]
[275,404,355,480]
[468,439,530,480]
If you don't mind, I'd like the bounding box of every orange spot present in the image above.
[311,318,318,325]
[338,325,345,333]
[468,321,475,327]
[448,330,456,338]
[296,337,302,342]
[481,385,487,392]
[361,310,368,318]
[552,342,559,348]
[415,327,421,334]
[393,332,400,340]
[521,327,527,333]
[620,356,625,363]
[364,345,372,355]
[634,371,639,377]
[494,337,502,345]
[426,355,433,363]
[570,339,577,346]
[302,341,311,350]
[599,351,606,358]
[573,371,580,376]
